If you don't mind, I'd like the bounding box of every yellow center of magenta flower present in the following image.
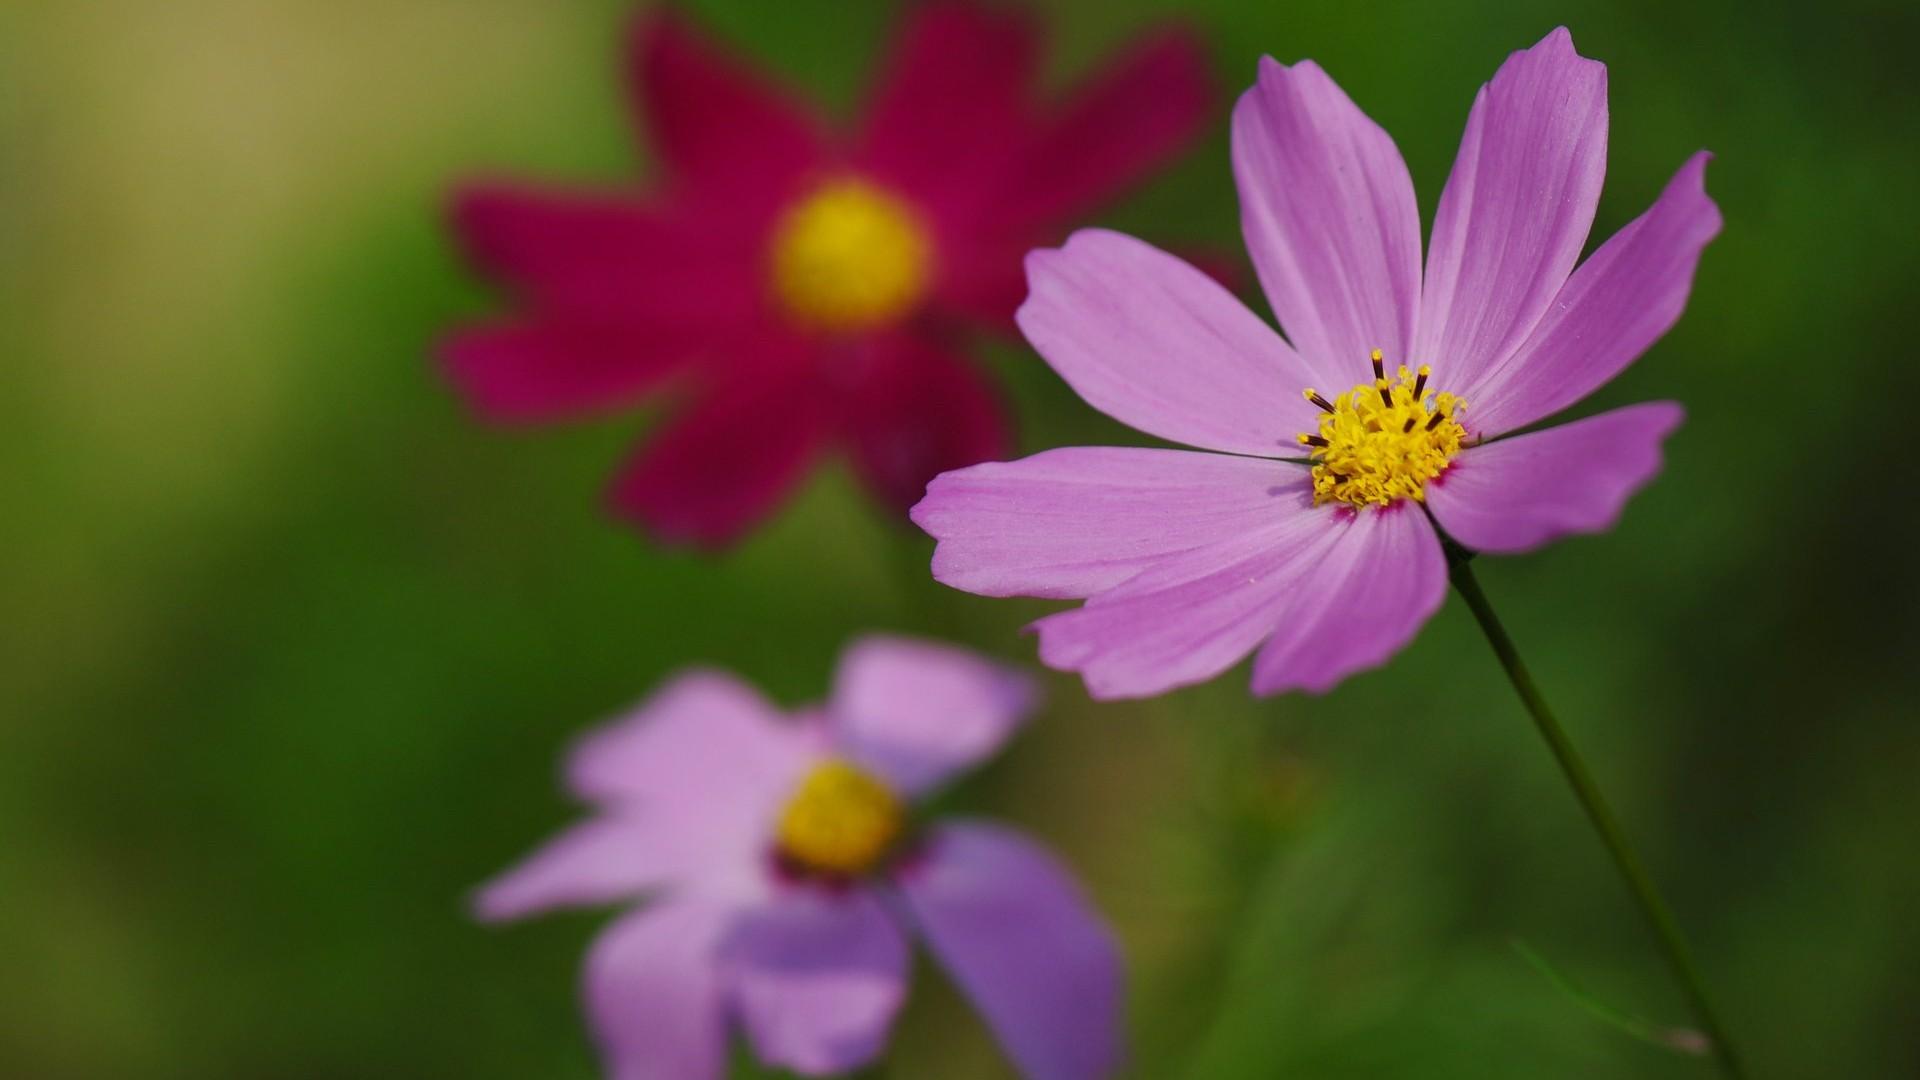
[769,177,932,333]
[1298,350,1469,508]
[774,758,905,878]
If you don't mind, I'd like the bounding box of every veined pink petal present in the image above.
[629,10,826,217]
[438,319,692,424]
[895,822,1123,1080]
[724,888,909,1076]
[1232,57,1422,386]
[843,333,1011,516]
[472,815,670,923]
[913,446,1304,600]
[1465,155,1722,435]
[856,2,1037,230]
[997,27,1213,230]
[1030,472,1346,700]
[1018,229,1318,453]
[1425,402,1683,554]
[828,636,1036,796]
[1249,502,1448,696]
[608,356,830,548]
[1415,28,1608,397]
[584,902,734,1080]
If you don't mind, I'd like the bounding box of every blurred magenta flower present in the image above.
[913,29,1720,700]
[475,637,1121,1079]
[442,4,1211,546]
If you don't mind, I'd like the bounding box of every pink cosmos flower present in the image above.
[441,4,1210,547]
[912,29,1721,700]
[475,637,1121,1079]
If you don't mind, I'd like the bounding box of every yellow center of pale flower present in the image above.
[769,177,931,333]
[774,759,904,878]
[1298,350,1469,508]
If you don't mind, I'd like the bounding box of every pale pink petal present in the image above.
[1415,28,1608,400]
[828,636,1036,796]
[1425,402,1683,554]
[1464,155,1722,435]
[724,888,909,1076]
[895,823,1123,1080]
[1232,57,1422,385]
[567,670,811,806]
[1030,471,1347,700]
[1249,502,1448,696]
[1017,229,1319,453]
[913,446,1306,600]
[473,815,670,923]
[584,902,734,1080]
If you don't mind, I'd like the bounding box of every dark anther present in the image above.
[1426,411,1448,431]
[1371,351,1385,380]
[1413,369,1428,398]
[1307,391,1335,414]
[1378,384,1394,408]
[1300,434,1330,447]
[1402,416,1417,433]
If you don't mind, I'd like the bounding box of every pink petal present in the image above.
[1018,229,1319,454]
[1232,57,1422,385]
[856,2,1037,230]
[913,446,1306,600]
[724,888,909,1076]
[828,636,1037,796]
[437,319,690,424]
[1030,471,1352,700]
[895,823,1123,1080]
[629,11,827,219]
[996,27,1213,230]
[472,815,669,923]
[584,902,734,1080]
[1425,401,1684,554]
[1248,502,1448,696]
[608,355,829,548]
[567,670,813,807]
[842,333,1012,516]
[1464,155,1722,436]
[1414,28,1609,399]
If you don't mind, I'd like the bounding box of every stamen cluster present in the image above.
[1298,350,1468,508]
[770,177,931,333]
[774,758,906,879]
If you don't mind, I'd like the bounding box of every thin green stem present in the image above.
[1448,555,1747,1079]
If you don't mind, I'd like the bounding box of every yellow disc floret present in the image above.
[769,177,931,333]
[774,758,905,878]
[1298,350,1469,508]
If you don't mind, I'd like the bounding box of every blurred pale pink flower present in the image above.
[475,638,1121,1079]
[913,28,1720,700]
[441,4,1211,546]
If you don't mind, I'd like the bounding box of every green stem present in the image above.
[1448,555,1747,1079]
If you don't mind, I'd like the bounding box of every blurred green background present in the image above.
[4,0,1918,1076]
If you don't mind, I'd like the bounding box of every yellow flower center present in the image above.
[774,759,905,878]
[1297,350,1469,508]
[769,177,932,333]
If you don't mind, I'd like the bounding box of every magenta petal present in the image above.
[844,333,1011,517]
[724,889,909,1076]
[608,360,829,548]
[1415,28,1608,395]
[1232,57,1422,384]
[1465,155,1722,436]
[856,2,1037,228]
[997,28,1213,230]
[828,636,1036,795]
[1426,402,1683,555]
[472,816,668,923]
[896,823,1123,1080]
[1019,229,1319,453]
[584,902,733,1080]
[438,320,688,424]
[913,446,1305,600]
[1249,503,1448,696]
[1030,472,1347,700]
[629,11,825,217]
